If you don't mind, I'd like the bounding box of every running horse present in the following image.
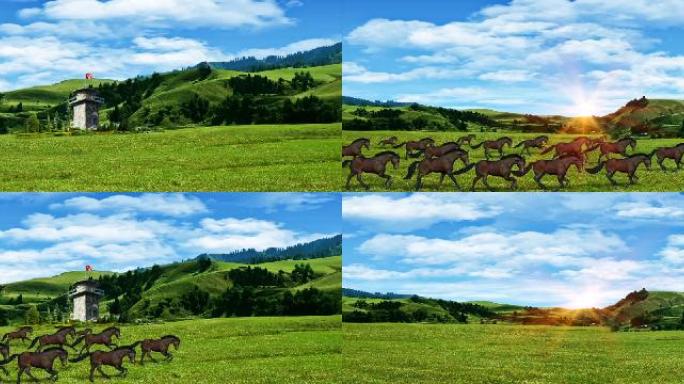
[378,136,399,147]
[393,138,435,159]
[140,335,181,364]
[342,138,371,159]
[404,148,470,191]
[72,326,121,354]
[586,153,652,185]
[652,143,684,171]
[586,137,637,163]
[0,343,8,376]
[1,347,68,383]
[514,135,549,155]
[521,155,584,190]
[70,343,138,383]
[540,136,593,159]
[453,154,526,191]
[2,326,33,345]
[28,326,76,351]
[456,134,476,146]
[470,137,513,159]
[416,142,462,158]
[343,151,401,190]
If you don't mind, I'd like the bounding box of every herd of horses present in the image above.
[342,135,684,190]
[0,325,180,383]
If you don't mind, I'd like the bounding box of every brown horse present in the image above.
[2,347,68,383]
[587,153,652,185]
[540,136,593,159]
[454,154,526,191]
[140,335,181,365]
[586,137,637,163]
[393,138,435,159]
[72,327,121,354]
[343,151,400,190]
[404,149,470,191]
[70,343,138,383]
[456,134,476,146]
[470,137,513,159]
[28,326,76,351]
[76,328,93,337]
[342,138,370,158]
[522,155,584,190]
[653,143,684,171]
[514,135,549,155]
[378,136,399,147]
[0,343,8,375]
[2,327,33,345]
[417,142,462,158]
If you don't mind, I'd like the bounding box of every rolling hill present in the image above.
[203,42,341,71]
[200,235,341,263]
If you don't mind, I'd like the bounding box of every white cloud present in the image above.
[615,202,684,219]
[255,193,336,212]
[51,194,208,217]
[342,194,501,231]
[234,38,337,59]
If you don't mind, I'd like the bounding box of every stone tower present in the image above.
[69,88,104,130]
[69,279,104,322]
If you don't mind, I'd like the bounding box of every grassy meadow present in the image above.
[0,316,340,384]
[0,124,339,191]
[342,323,684,384]
[342,131,684,191]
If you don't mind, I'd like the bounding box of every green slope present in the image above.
[1,271,113,303]
[3,79,115,107]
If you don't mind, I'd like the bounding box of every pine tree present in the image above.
[25,305,40,325]
[25,113,39,133]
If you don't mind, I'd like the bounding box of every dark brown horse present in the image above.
[470,137,513,159]
[417,142,461,158]
[586,137,637,163]
[404,149,470,191]
[454,154,526,191]
[140,335,181,365]
[342,138,370,158]
[378,136,399,147]
[72,327,121,354]
[28,326,76,351]
[2,347,68,383]
[0,343,8,375]
[514,135,549,155]
[456,134,476,146]
[394,138,435,159]
[587,153,652,185]
[70,342,138,383]
[653,143,684,171]
[343,151,400,190]
[2,327,33,345]
[540,136,593,159]
[522,155,584,189]
[76,328,93,337]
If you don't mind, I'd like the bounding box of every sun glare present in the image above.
[563,286,605,309]
[573,100,598,117]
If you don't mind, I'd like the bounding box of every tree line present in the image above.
[343,104,495,131]
[343,296,495,324]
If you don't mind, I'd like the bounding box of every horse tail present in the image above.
[647,149,658,159]
[69,353,91,363]
[586,161,605,174]
[470,142,483,149]
[127,341,142,350]
[514,163,533,177]
[513,141,525,148]
[404,161,420,180]
[392,142,406,149]
[28,336,39,349]
[0,354,18,366]
[453,163,476,176]
[341,160,352,168]
[584,143,600,153]
[70,335,85,348]
[408,149,424,158]
[540,145,554,155]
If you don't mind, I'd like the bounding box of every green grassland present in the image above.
[0,316,341,384]
[0,123,339,191]
[342,130,684,191]
[342,322,684,384]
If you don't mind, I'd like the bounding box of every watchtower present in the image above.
[69,88,104,130]
[69,279,104,322]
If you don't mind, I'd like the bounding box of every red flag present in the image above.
[85,265,93,272]
[85,73,94,80]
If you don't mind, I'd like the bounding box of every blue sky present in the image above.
[0,0,340,91]
[0,193,340,284]
[343,193,684,308]
[343,0,684,116]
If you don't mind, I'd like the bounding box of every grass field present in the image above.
[0,124,339,191]
[342,323,684,384]
[0,316,340,384]
[342,131,684,191]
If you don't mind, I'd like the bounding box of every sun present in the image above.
[573,100,598,117]
[563,286,605,309]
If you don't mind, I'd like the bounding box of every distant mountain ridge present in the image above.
[342,96,412,108]
[202,43,342,72]
[198,235,342,264]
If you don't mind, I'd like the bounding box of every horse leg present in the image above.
[382,174,392,188]
[47,369,58,382]
[24,369,38,383]
[345,173,354,189]
[97,366,110,379]
[17,368,24,384]
[415,175,423,191]
[89,365,96,383]
[437,173,445,189]
[534,173,546,190]
[482,176,494,192]
[504,175,517,190]
[448,173,461,191]
[115,365,126,376]
[471,175,482,192]
[606,171,617,186]
[484,148,490,159]
[356,174,369,190]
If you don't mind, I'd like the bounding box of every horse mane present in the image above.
[351,138,370,144]
[373,151,399,158]
[441,148,465,156]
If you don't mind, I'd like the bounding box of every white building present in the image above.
[69,88,104,130]
[69,280,104,322]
